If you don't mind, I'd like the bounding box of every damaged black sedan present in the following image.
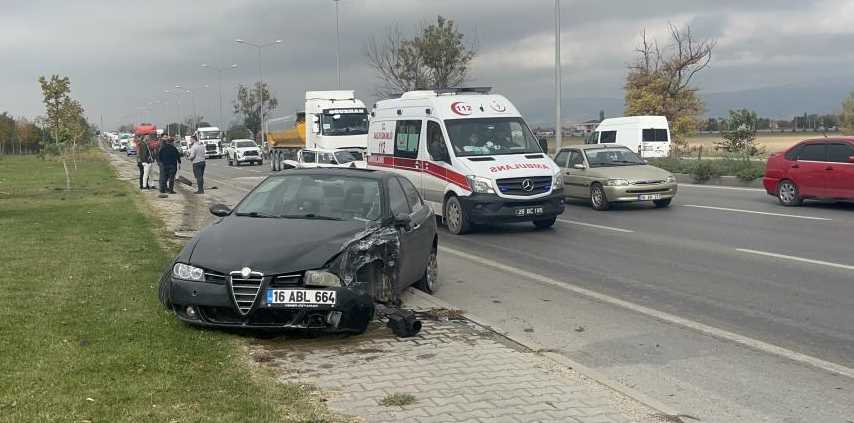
[159,168,438,333]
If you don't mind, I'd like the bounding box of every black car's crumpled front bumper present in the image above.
[458,190,566,224]
[166,276,375,332]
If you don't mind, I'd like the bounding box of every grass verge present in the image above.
[0,151,335,422]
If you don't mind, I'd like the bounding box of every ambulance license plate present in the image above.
[515,207,544,216]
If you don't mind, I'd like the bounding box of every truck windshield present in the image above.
[197,131,221,140]
[321,113,369,136]
[445,117,542,157]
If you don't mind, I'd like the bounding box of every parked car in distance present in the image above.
[554,144,677,210]
[126,138,137,156]
[225,139,263,166]
[293,147,367,169]
[158,168,438,333]
[763,137,854,206]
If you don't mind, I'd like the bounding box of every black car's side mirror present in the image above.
[209,203,232,217]
[393,213,412,229]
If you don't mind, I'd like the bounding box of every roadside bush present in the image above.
[735,164,766,181]
[691,161,719,183]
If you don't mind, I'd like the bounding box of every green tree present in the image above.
[367,16,477,97]
[38,74,89,189]
[716,109,762,156]
[625,25,715,151]
[840,92,854,134]
[226,124,252,141]
[233,82,277,139]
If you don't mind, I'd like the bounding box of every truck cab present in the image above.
[193,127,224,159]
[367,88,565,234]
[305,90,369,150]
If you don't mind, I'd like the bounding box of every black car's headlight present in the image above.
[173,263,205,282]
[304,270,342,287]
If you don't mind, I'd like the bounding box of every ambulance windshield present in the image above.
[445,117,542,157]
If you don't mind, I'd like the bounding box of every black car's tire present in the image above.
[777,180,803,206]
[653,198,672,208]
[415,248,438,294]
[533,216,557,229]
[158,274,172,309]
[591,183,610,211]
[444,196,471,235]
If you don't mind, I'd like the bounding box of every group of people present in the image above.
[135,134,207,196]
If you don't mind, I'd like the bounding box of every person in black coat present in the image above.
[158,137,182,194]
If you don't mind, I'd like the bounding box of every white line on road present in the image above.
[440,246,854,380]
[682,204,831,221]
[736,248,854,271]
[557,219,635,233]
[679,183,766,192]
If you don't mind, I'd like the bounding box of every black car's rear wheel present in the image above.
[416,248,438,294]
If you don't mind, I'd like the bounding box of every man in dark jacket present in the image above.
[158,136,182,195]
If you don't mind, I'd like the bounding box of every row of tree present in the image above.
[0,114,45,154]
[702,113,843,133]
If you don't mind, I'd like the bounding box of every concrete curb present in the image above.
[674,172,763,189]
[404,288,683,418]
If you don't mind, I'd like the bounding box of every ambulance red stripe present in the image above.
[367,154,471,191]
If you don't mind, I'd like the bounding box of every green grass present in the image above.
[379,393,416,407]
[0,152,334,422]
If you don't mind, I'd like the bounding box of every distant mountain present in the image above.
[523,81,853,127]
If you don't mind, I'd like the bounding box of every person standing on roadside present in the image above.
[187,135,206,194]
[138,136,154,190]
[158,137,181,194]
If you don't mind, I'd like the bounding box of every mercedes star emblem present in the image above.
[521,179,534,192]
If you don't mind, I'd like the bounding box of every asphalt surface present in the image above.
[162,154,854,422]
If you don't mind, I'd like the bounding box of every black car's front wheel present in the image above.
[416,248,438,294]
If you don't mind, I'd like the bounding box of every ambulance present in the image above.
[367,88,565,235]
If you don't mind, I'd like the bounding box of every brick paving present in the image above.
[253,307,657,423]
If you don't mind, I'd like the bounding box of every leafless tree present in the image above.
[631,24,716,96]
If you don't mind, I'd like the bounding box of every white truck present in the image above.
[193,126,224,159]
[267,90,369,171]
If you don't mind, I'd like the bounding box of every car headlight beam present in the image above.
[304,270,342,287]
[173,263,205,282]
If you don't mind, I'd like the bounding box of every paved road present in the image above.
[175,156,854,422]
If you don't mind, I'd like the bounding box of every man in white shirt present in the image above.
[187,136,206,194]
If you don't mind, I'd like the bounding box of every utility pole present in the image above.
[235,39,282,148]
[554,0,562,153]
[334,0,342,88]
[201,63,238,132]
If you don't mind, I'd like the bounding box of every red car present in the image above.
[763,137,854,206]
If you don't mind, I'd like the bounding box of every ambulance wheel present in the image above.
[533,217,557,229]
[444,196,470,235]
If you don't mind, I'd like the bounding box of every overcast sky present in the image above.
[2,0,853,128]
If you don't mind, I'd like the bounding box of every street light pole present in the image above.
[554,0,562,153]
[235,39,282,149]
[201,63,238,132]
[334,0,342,88]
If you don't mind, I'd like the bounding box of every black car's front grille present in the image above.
[270,273,302,287]
[229,271,264,315]
[496,176,552,196]
[243,150,258,157]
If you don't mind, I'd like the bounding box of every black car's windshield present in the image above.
[334,150,364,164]
[321,113,369,136]
[584,147,645,167]
[445,117,542,157]
[235,174,382,222]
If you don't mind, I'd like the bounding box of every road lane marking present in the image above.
[679,184,766,192]
[439,246,854,380]
[557,219,635,233]
[736,248,854,271]
[682,204,831,221]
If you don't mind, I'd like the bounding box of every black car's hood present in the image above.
[187,216,370,275]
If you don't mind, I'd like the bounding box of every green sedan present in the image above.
[553,145,677,210]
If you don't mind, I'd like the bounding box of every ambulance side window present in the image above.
[395,120,421,159]
[427,121,449,162]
